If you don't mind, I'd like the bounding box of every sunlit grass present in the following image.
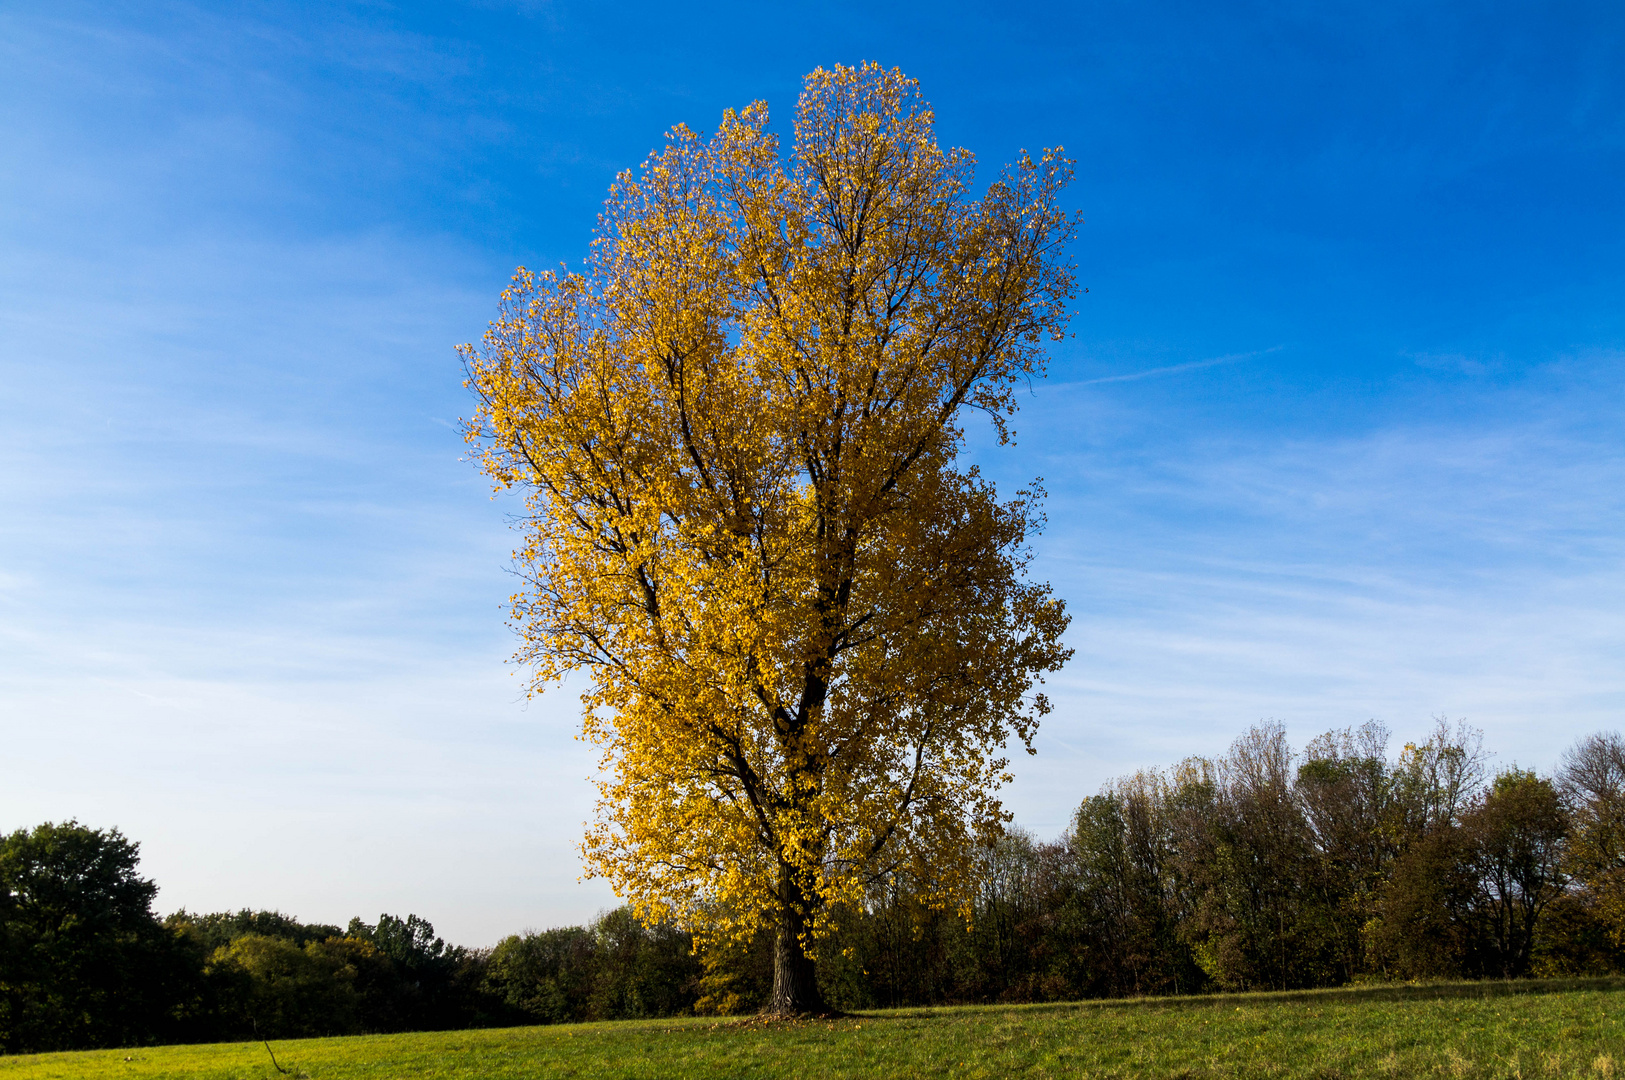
[4,978,1624,1079]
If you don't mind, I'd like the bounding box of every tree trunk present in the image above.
[770,924,826,1015]
[768,866,828,1015]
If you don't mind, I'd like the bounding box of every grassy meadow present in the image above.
[5,979,1625,1080]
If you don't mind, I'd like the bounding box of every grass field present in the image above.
[5,979,1625,1079]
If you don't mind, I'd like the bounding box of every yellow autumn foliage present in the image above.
[461,63,1077,1007]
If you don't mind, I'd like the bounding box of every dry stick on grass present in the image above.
[251,1019,291,1075]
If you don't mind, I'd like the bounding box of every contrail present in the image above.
[1068,345,1286,387]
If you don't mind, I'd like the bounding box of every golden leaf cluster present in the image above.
[462,63,1078,957]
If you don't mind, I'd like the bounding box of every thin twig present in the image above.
[252,1018,291,1075]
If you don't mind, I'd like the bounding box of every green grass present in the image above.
[7,979,1625,1079]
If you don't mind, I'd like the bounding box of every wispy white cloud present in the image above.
[994,364,1625,831]
[0,222,586,942]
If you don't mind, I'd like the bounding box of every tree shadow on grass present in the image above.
[850,976,1625,1021]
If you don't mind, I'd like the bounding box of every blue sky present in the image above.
[2,0,1622,944]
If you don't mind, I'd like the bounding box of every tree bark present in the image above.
[768,866,828,1015]
[770,925,826,1016]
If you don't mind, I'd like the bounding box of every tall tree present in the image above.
[463,63,1077,1013]
[1179,724,1319,991]
[1466,768,1568,978]
[1296,721,1395,981]
[1068,772,1195,997]
[1558,732,1625,945]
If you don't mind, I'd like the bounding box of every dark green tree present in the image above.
[0,821,194,1052]
[485,925,598,1023]
[1173,725,1326,991]
[1295,722,1393,981]
[1067,773,1199,997]
[1466,768,1568,978]
[1367,822,1481,979]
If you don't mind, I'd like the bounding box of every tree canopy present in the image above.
[462,62,1078,1013]
[0,821,182,1052]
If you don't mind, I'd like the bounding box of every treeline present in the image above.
[3,720,1623,1052]
[0,821,706,1052]
[811,719,1597,1006]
